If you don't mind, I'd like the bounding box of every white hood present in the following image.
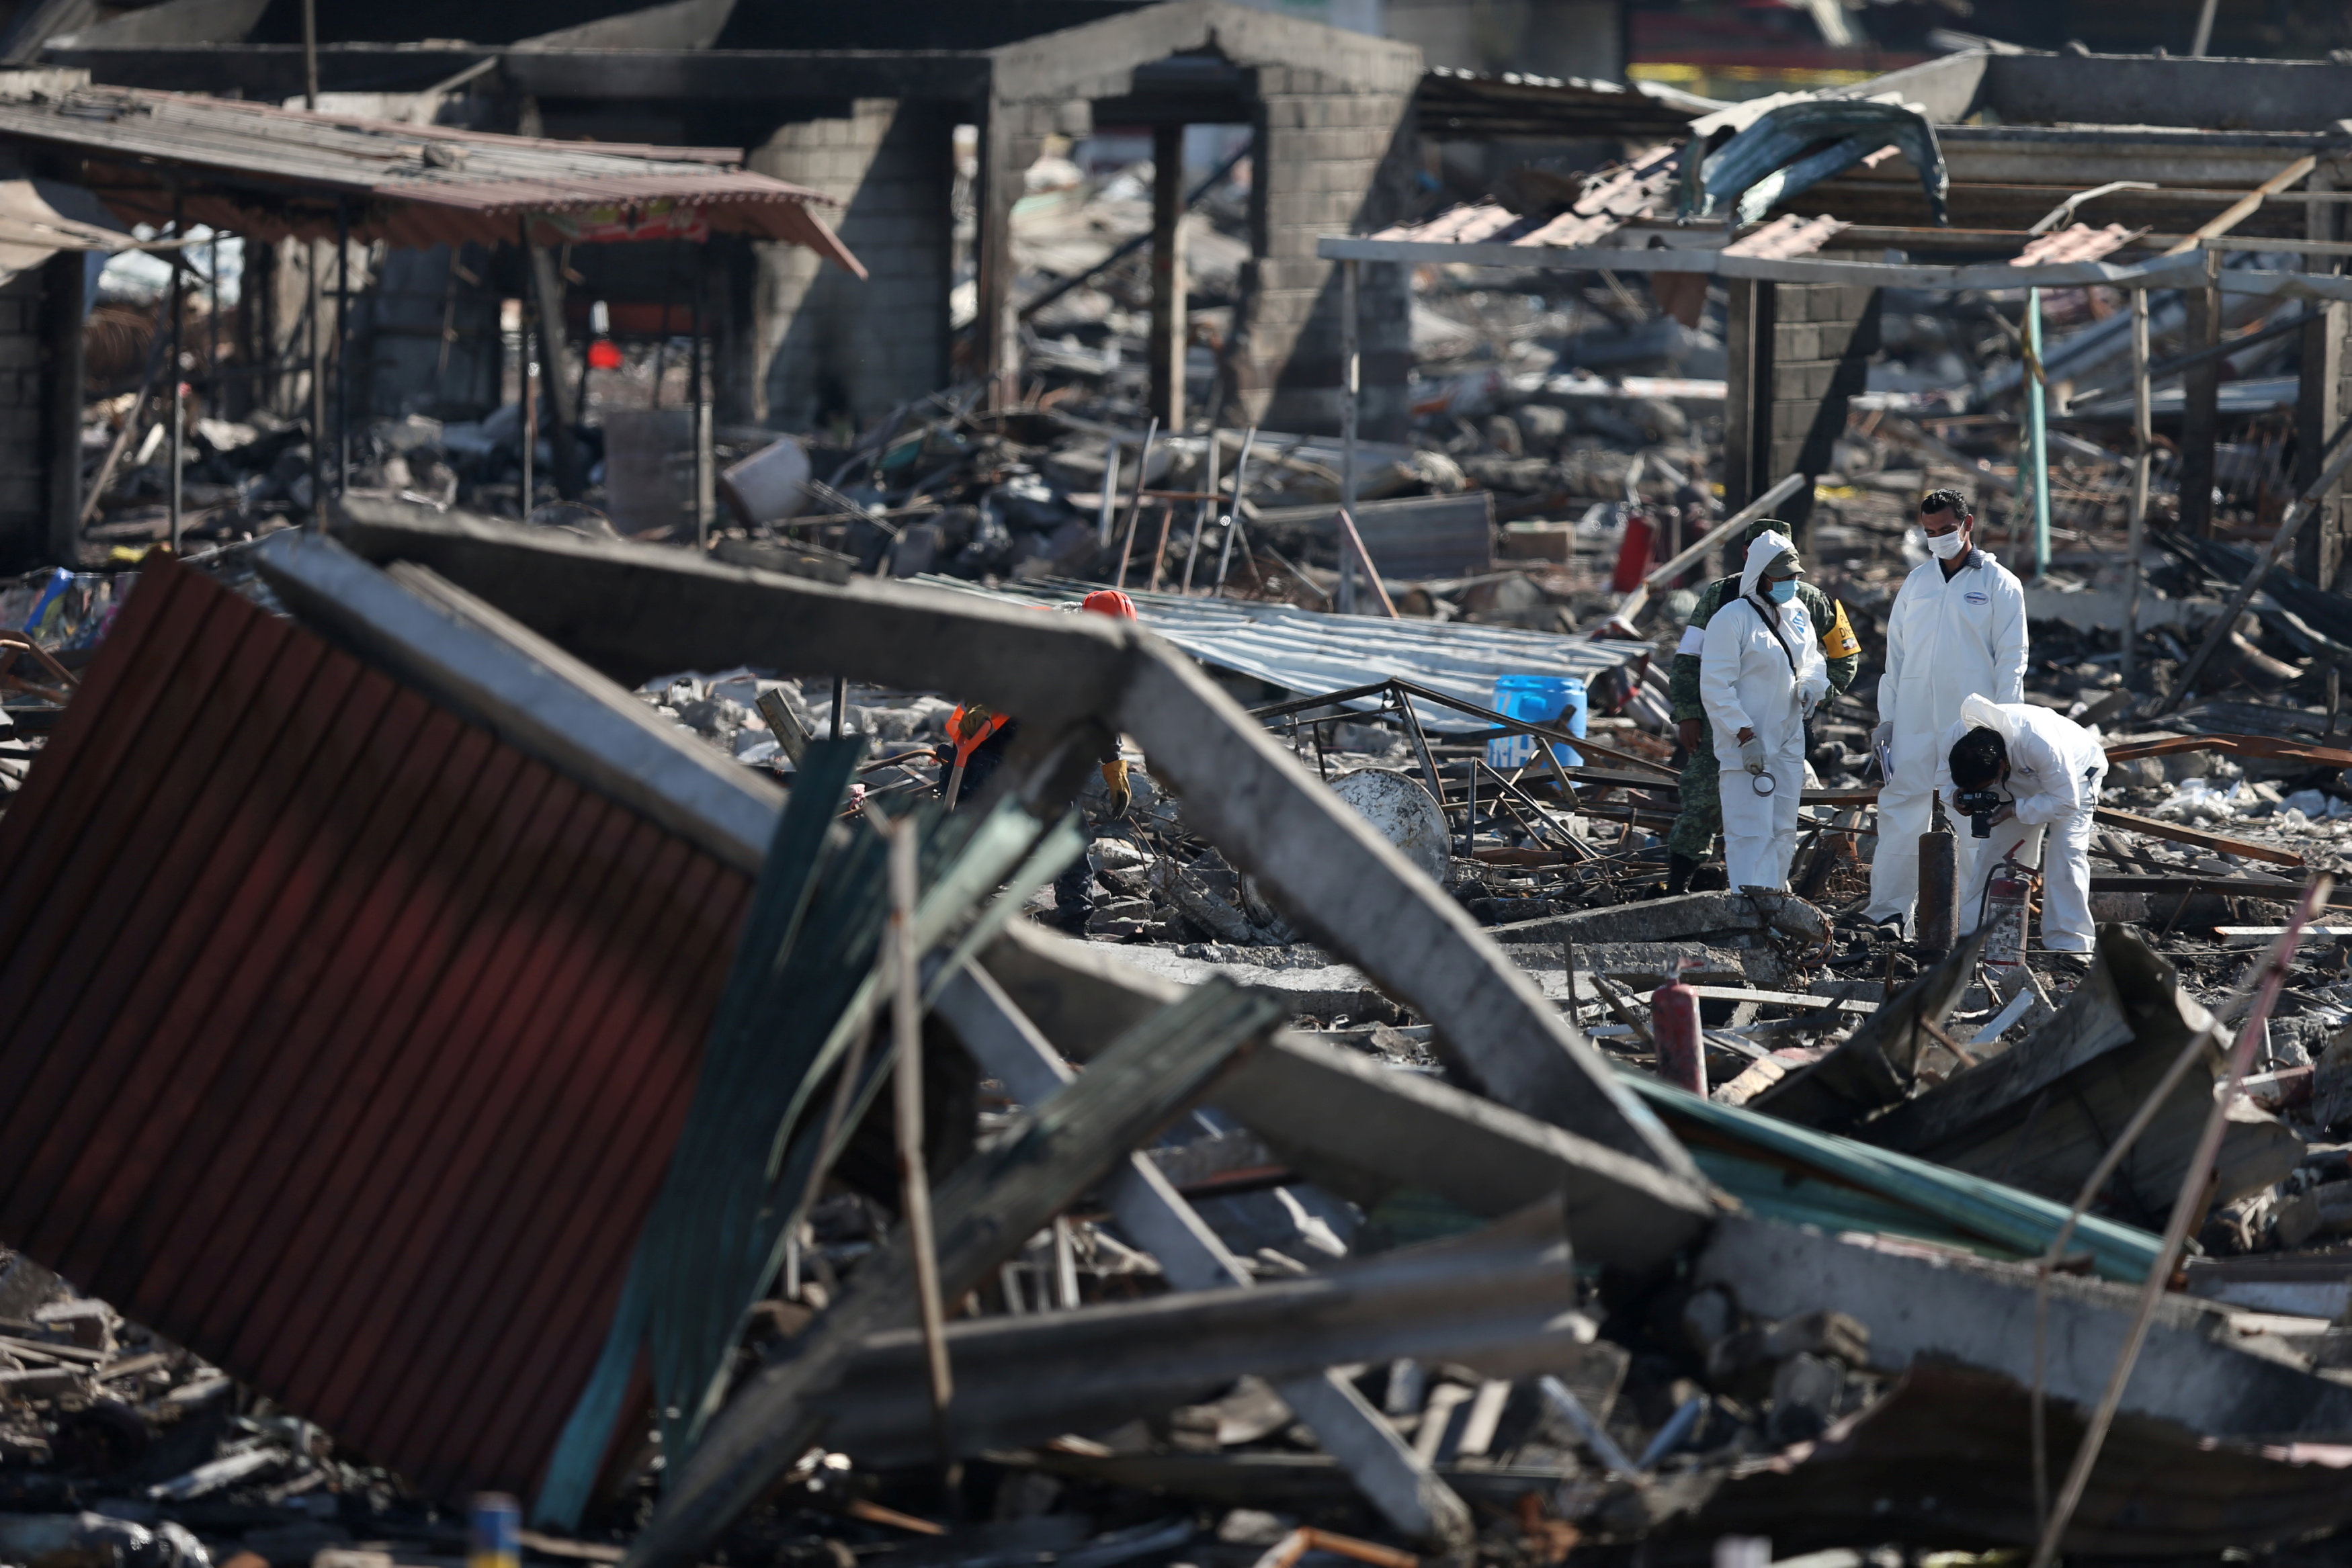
[1738,532,1797,601]
[1958,691,2016,746]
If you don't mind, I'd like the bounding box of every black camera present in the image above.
[1953,787,2004,838]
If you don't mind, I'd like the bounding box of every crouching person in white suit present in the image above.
[1937,693,2109,953]
[1699,533,1829,891]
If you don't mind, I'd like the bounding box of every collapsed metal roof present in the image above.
[917,575,1646,736]
[0,81,866,269]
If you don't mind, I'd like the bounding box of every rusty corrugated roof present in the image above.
[2012,221,2139,266]
[0,83,864,272]
[1724,212,1851,259]
[0,558,751,1498]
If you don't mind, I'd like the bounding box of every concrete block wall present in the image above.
[0,259,72,573]
[751,99,952,433]
[1233,61,1418,438]
[1767,275,1879,531]
[0,275,46,529]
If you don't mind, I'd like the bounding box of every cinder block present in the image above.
[1771,322,1820,361]
[1772,359,1843,401]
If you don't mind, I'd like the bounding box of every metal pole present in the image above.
[1181,426,1217,593]
[300,0,319,110]
[1114,418,1158,589]
[2189,0,2219,56]
[520,277,536,514]
[206,226,218,411]
[693,243,712,549]
[1214,424,1257,594]
[307,236,324,524]
[167,186,183,555]
[2026,286,2051,578]
[1095,439,1118,547]
[2126,286,2152,685]
[335,198,350,494]
[1339,257,1359,616]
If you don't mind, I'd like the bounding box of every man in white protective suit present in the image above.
[1865,488,2027,933]
[1699,533,1829,891]
[1936,694,2108,953]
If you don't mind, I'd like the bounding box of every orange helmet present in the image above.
[1081,589,1139,620]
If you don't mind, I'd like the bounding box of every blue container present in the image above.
[1486,674,1585,771]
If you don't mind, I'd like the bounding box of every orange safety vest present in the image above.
[948,705,1011,769]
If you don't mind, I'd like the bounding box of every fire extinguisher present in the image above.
[1651,976,1704,1094]
[1980,850,2036,979]
[1611,510,1656,594]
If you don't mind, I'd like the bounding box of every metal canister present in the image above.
[1651,979,1706,1095]
[1980,853,2033,979]
[470,1495,521,1568]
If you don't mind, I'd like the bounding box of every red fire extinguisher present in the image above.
[1611,511,1656,594]
[1651,977,1704,1095]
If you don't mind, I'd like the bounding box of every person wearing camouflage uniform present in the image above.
[1665,518,1861,895]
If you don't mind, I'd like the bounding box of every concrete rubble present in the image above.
[16,11,2352,1568]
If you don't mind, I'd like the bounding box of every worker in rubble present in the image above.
[1865,488,2029,936]
[1698,533,1830,891]
[1938,695,2107,954]
[1665,516,1861,895]
[935,589,1137,933]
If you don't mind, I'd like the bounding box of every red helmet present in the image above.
[1081,589,1139,620]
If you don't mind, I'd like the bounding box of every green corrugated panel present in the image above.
[1622,1072,2165,1283]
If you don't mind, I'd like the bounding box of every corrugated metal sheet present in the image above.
[2013,222,2136,265]
[0,559,750,1498]
[0,85,863,271]
[915,576,1641,734]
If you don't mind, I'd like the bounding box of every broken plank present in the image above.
[2216,925,2352,946]
[811,1237,1589,1470]
[1681,986,1876,1015]
[2093,807,2307,867]
[2088,874,2344,906]
[2104,732,2352,769]
[1520,890,1832,950]
[980,921,1715,1272]
[627,979,1284,1568]
[1120,643,1697,1173]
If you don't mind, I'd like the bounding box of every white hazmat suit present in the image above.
[1936,695,2107,952]
[1865,545,2027,930]
[1699,535,1829,891]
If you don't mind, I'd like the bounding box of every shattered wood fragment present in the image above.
[980,922,1714,1270]
[2094,807,2307,868]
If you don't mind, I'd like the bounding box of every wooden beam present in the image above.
[2160,155,2318,257]
[980,922,1714,1272]
[812,1233,1589,1471]
[2094,807,2306,867]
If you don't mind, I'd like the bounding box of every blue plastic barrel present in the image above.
[1486,674,1585,771]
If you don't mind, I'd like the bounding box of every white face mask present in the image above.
[1926,525,1968,560]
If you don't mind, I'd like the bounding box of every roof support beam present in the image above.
[317,496,1705,1180]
